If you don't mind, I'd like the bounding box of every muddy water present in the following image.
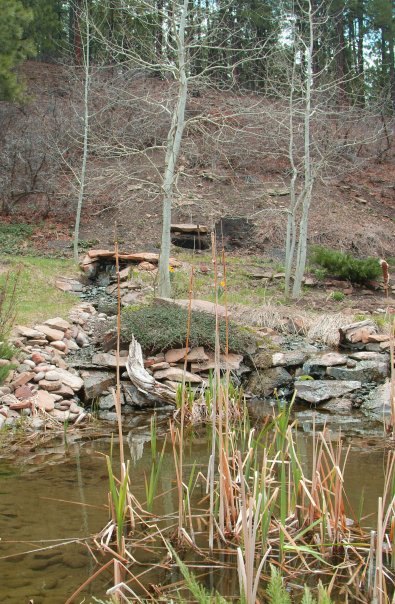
[0,425,391,603]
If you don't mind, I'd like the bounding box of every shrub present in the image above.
[311,247,381,284]
[119,303,255,354]
[330,291,345,302]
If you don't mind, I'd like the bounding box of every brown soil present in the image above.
[1,61,394,260]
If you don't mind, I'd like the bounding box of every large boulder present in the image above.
[326,359,388,383]
[247,367,293,397]
[82,371,116,401]
[294,380,361,404]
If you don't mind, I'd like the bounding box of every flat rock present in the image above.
[51,409,70,422]
[349,351,387,362]
[39,379,62,391]
[55,278,83,292]
[44,317,71,332]
[303,352,349,377]
[53,384,75,398]
[186,347,209,362]
[56,368,84,391]
[326,360,388,383]
[82,371,116,400]
[35,390,56,412]
[171,224,208,234]
[34,325,64,342]
[153,367,203,383]
[247,367,293,397]
[14,385,34,400]
[45,370,61,381]
[367,334,390,343]
[87,249,114,259]
[92,353,127,368]
[271,351,309,368]
[155,297,229,318]
[16,326,45,339]
[294,380,361,404]
[191,352,244,372]
[165,348,190,364]
[11,372,35,390]
[121,291,143,305]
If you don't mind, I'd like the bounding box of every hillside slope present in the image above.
[0,61,393,259]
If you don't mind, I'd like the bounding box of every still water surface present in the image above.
[0,421,391,603]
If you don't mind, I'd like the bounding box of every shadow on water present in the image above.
[0,410,392,603]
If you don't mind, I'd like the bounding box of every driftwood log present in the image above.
[126,336,176,405]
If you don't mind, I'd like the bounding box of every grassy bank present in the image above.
[0,256,79,326]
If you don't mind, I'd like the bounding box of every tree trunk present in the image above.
[292,0,314,299]
[73,1,90,262]
[158,0,189,298]
[73,0,83,65]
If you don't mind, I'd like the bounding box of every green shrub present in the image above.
[311,247,381,284]
[119,303,255,354]
[330,291,345,302]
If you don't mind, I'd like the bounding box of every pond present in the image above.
[0,412,392,603]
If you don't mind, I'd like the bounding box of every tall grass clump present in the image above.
[311,246,381,284]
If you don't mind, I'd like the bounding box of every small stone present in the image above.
[53,384,74,398]
[45,370,61,381]
[51,341,67,352]
[51,409,70,422]
[30,417,45,430]
[39,379,62,391]
[34,371,45,382]
[75,330,90,347]
[56,368,84,391]
[23,359,36,368]
[17,363,32,373]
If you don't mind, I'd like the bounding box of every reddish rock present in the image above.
[165,348,190,363]
[35,390,56,412]
[186,347,209,362]
[14,385,34,400]
[11,372,35,390]
[31,352,45,364]
[367,334,390,343]
[9,400,31,410]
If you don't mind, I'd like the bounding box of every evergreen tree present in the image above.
[22,0,66,59]
[0,0,35,100]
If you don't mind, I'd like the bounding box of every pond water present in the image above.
[0,413,391,603]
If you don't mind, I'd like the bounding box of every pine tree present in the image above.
[0,0,35,100]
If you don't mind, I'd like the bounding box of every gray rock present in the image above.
[45,370,61,381]
[92,353,127,368]
[303,352,348,377]
[56,368,84,391]
[122,383,171,408]
[361,379,392,420]
[294,380,361,404]
[326,360,388,383]
[75,330,90,348]
[247,367,293,397]
[349,351,387,362]
[30,417,45,430]
[99,394,116,410]
[98,411,123,422]
[82,371,116,401]
[271,350,309,368]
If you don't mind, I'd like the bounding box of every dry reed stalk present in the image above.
[389,317,395,437]
[177,267,194,541]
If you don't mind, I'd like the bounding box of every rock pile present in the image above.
[0,305,99,430]
[247,319,392,408]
